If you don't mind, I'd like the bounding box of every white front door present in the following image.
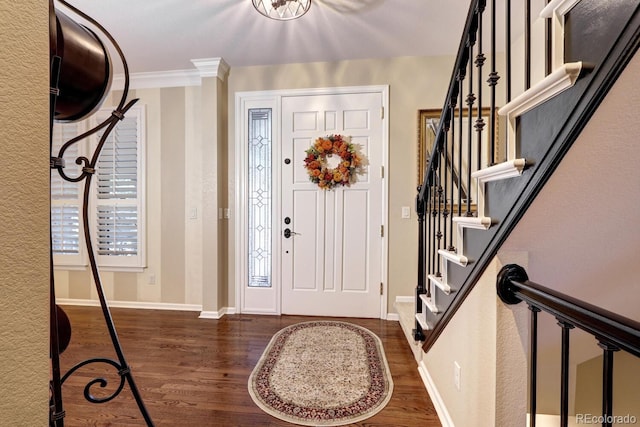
[280,92,385,318]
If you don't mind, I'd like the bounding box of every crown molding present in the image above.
[191,57,230,80]
[112,69,202,90]
[112,57,229,90]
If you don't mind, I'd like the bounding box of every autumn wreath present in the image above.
[303,134,363,190]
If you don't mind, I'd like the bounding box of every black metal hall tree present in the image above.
[49,1,153,425]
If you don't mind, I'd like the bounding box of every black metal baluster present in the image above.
[416,187,425,311]
[431,180,438,292]
[599,342,619,427]
[448,102,456,251]
[506,0,512,103]
[466,35,476,215]
[414,187,426,341]
[545,0,552,76]
[476,1,486,173]
[426,182,432,298]
[436,170,443,278]
[457,74,465,218]
[458,70,467,216]
[529,305,540,427]
[525,0,532,90]
[442,123,449,257]
[488,0,500,165]
[558,320,575,427]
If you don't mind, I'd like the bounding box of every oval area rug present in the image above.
[248,321,394,426]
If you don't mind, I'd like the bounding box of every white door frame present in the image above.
[234,85,389,318]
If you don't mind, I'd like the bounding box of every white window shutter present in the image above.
[51,122,84,264]
[51,204,81,254]
[96,205,138,256]
[93,105,146,269]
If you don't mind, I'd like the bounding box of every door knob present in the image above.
[283,228,299,238]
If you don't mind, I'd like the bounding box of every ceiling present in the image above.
[58,0,474,74]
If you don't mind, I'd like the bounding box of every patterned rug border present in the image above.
[248,321,394,426]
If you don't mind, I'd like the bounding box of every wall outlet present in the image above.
[148,274,156,285]
[454,361,461,391]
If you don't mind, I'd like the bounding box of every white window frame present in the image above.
[50,105,147,272]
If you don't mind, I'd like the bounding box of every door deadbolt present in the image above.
[284,217,291,224]
[284,158,291,164]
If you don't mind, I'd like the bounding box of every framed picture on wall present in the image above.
[417,107,501,188]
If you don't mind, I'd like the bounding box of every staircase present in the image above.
[411,0,640,353]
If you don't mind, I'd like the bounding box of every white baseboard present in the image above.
[199,307,236,319]
[386,312,399,321]
[418,360,454,427]
[57,298,202,312]
[389,296,414,321]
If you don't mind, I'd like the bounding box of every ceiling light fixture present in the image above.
[252,0,311,21]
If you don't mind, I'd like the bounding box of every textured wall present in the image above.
[0,2,50,424]
[423,258,500,426]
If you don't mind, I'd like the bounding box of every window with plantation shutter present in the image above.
[51,121,86,267]
[92,105,146,269]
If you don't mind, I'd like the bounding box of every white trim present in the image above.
[235,85,390,319]
[539,0,581,72]
[452,216,492,230]
[428,274,451,295]
[438,249,469,267]
[498,62,583,118]
[419,294,439,314]
[414,313,430,330]
[395,295,414,304]
[540,0,581,19]
[418,360,455,427]
[386,313,400,321]
[112,57,229,89]
[113,70,202,90]
[499,62,583,160]
[199,307,236,319]
[191,58,230,80]
[56,298,202,312]
[472,159,526,183]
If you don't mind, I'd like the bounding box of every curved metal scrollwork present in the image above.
[49,1,153,426]
[61,358,127,404]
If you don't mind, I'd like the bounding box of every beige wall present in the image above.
[0,2,50,424]
[422,253,529,427]
[227,55,456,309]
[55,55,457,313]
[575,351,640,419]
[53,79,228,311]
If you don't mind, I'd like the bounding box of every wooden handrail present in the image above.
[497,264,640,357]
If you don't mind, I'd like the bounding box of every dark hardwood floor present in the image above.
[57,305,441,426]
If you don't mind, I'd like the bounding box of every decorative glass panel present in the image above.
[248,109,272,288]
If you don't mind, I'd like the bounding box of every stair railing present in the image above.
[414,0,522,340]
[497,264,640,427]
[413,0,556,341]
